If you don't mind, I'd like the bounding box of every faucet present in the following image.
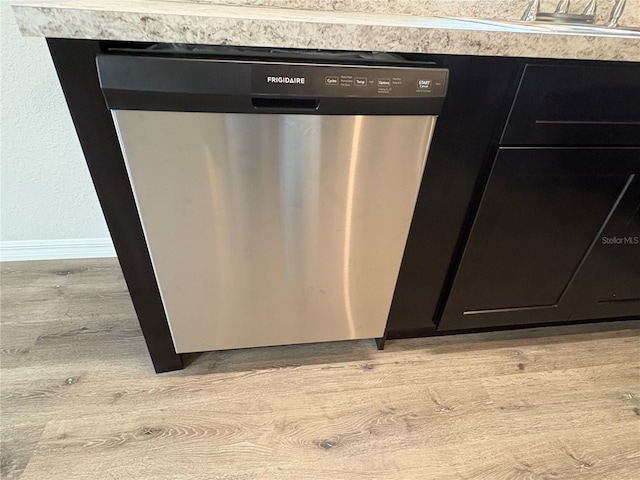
[555,0,570,14]
[520,0,575,21]
[607,0,626,27]
[582,0,597,16]
[521,0,540,21]
[521,0,625,27]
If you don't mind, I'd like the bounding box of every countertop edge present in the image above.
[11,3,640,62]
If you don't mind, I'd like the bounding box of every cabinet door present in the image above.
[439,148,640,331]
[567,177,640,320]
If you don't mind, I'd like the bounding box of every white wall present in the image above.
[0,0,114,260]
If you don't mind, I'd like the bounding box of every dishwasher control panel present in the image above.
[98,54,448,114]
[252,63,448,98]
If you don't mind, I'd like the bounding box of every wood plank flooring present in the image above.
[1,258,639,479]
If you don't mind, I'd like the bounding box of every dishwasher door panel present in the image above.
[113,111,436,353]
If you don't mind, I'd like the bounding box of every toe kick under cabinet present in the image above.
[439,64,640,331]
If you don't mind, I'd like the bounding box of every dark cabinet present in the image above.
[502,64,640,146]
[568,177,640,320]
[384,55,522,338]
[439,148,640,330]
[438,61,640,332]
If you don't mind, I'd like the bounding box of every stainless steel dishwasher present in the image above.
[98,50,448,353]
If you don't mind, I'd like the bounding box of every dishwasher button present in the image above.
[325,76,339,86]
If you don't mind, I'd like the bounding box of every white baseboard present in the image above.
[0,238,117,262]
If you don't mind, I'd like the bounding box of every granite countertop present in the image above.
[11,0,640,62]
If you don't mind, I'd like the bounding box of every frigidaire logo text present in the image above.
[267,76,306,84]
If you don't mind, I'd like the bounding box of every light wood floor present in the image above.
[1,258,639,480]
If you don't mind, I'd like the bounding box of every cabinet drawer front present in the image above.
[502,64,640,146]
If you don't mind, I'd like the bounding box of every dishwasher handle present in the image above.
[251,97,320,111]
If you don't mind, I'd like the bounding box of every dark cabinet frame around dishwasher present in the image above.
[46,38,640,372]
